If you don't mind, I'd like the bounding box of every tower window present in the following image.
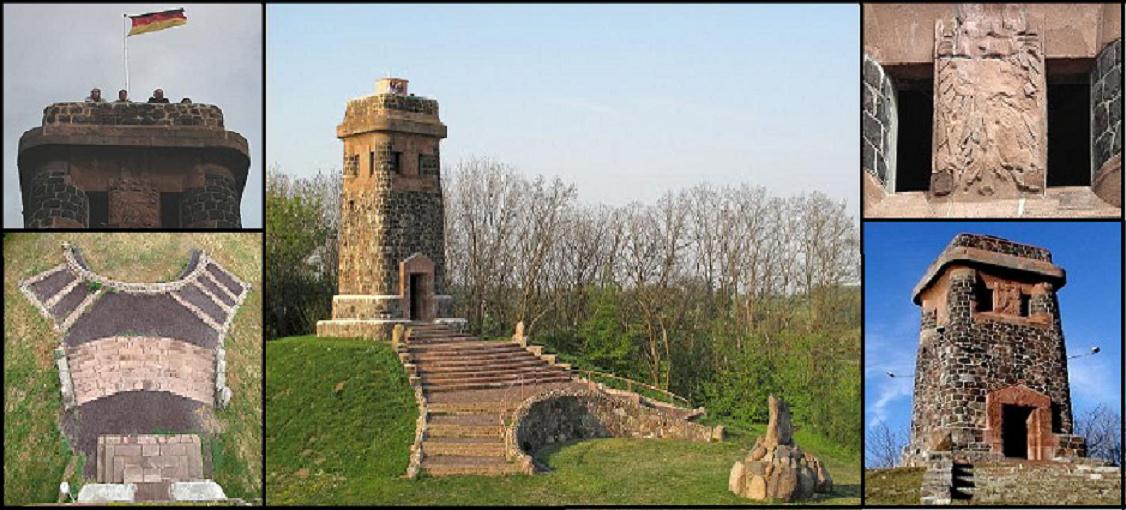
[369,151,374,177]
[1046,66,1092,186]
[86,191,108,227]
[894,76,934,192]
[1018,292,1031,317]
[390,151,402,174]
[975,280,994,313]
[160,192,182,228]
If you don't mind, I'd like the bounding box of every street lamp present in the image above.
[1067,346,1100,360]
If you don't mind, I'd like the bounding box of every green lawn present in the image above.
[266,336,861,505]
[3,233,262,505]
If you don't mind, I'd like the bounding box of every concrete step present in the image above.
[421,456,525,477]
[422,438,506,458]
[427,423,505,438]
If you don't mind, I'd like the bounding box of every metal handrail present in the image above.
[577,369,692,408]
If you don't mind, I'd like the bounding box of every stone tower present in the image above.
[318,78,459,339]
[17,101,249,228]
[903,233,1086,465]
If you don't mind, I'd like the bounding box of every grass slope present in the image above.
[266,336,860,505]
[864,467,925,506]
[2,233,262,504]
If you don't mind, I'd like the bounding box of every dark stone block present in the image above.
[863,112,883,145]
[863,57,880,87]
[1094,103,1108,133]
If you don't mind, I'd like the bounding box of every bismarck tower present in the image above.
[904,234,1087,466]
[17,101,249,228]
[317,78,462,339]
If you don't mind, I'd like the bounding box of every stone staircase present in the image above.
[950,462,975,502]
[403,322,577,476]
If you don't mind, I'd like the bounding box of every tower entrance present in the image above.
[1001,405,1034,458]
[410,274,424,320]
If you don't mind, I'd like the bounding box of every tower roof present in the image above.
[911,233,1065,304]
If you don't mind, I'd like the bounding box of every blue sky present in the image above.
[266,4,859,211]
[864,222,1123,463]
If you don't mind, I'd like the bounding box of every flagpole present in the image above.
[123,14,129,93]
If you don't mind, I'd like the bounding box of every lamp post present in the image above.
[1067,346,1100,360]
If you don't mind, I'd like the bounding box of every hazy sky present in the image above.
[267,4,859,213]
[3,3,263,228]
[864,222,1122,466]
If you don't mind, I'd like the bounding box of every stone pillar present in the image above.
[862,54,897,194]
[24,159,88,228]
[931,4,1047,200]
[182,165,242,228]
[107,176,159,228]
[1091,38,1122,207]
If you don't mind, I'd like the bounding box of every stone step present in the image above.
[413,351,534,364]
[423,374,573,393]
[419,363,558,379]
[417,358,550,374]
[427,423,505,438]
[429,413,502,427]
[422,438,506,458]
[421,456,525,477]
[428,400,516,415]
[421,369,570,386]
[408,341,522,354]
[408,335,476,343]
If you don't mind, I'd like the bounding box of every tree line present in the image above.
[266,158,861,450]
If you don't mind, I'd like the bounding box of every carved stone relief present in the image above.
[932,3,1047,200]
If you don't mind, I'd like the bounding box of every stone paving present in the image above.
[97,434,203,484]
[68,337,216,406]
[19,243,252,501]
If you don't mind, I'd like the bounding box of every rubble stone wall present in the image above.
[181,173,242,228]
[41,102,225,129]
[971,462,1121,505]
[863,54,897,188]
[508,388,713,470]
[1092,38,1123,175]
[24,164,88,228]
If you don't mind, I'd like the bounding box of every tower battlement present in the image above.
[17,101,249,229]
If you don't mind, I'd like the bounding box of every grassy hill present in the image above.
[265,336,861,505]
[2,233,263,504]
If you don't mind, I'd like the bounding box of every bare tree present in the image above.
[866,421,908,468]
[1073,404,1123,465]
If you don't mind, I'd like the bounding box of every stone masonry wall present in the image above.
[971,462,1121,505]
[338,135,445,296]
[41,102,225,129]
[24,164,88,228]
[863,54,897,188]
[1091,38,1123,175]
[181,173,242,228]
[507,388,714,472]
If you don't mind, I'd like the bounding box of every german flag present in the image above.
[128,8,187,36]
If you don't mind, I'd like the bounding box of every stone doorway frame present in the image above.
[984,385,1057,460]
[399,253,435,321]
